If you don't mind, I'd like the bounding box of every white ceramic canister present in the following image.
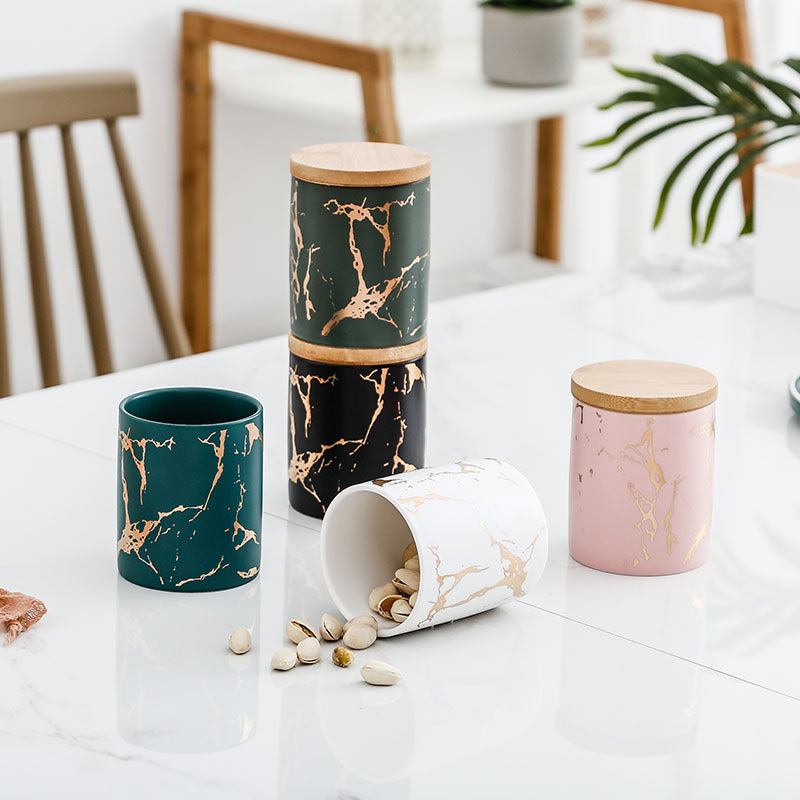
[320,458,548,637]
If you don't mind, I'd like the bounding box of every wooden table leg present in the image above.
[535,115,563,262]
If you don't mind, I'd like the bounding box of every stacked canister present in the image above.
[287,142,431,518]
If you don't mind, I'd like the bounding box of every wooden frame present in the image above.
[180,11,399,353]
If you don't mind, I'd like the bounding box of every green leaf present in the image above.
[716,61,770,111]
[598,90,661,110]
[611,65,705,105]
[583,110,659,147]
[595,114,714,171]
[740,208,755,236]
[655,53,727,100]
[733,62,800,113]
[784,58,800,75]
[689,129,765,244]
[703,132,799,242]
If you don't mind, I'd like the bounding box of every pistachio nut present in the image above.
[361,660,403,686]
[286,619,318,644]
[228,627,252,655]
[392,568,420,596]
[320,612,344,642]
[332,646,355,667]
[402,542,417,563]
[377,593,404,619]
[404,555,420,571]
[296,637,321,664]
[390,598,412,623]
[343,623,377,650]
[408,591,417,608]
[271,646,297,671]
[368,582,399,613]
[344,615,379,632]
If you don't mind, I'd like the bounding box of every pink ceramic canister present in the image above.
[569,360,717,576]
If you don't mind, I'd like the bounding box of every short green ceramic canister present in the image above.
[117,387,263,592]
[289,142,431,349]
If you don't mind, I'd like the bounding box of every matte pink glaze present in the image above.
[568,400,715,576]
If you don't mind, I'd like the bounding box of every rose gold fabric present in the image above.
[0,588,47,645]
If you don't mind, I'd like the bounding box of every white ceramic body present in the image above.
[320,458,548,637]
[754,162,800,311]
[481,5,580,87]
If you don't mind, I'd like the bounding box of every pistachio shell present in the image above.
[377,593,404,619]
[344,615,379,632]
[228,627,251,655]
[390,598,412,623]
[296,637,321,664]
[408,591,418,608]
[343,623,377,650]
[368,582,399,612]
[332,646,354,667]
[271,646,297,671]
[320,612,343,641]
[402,542,418,563]
[286,619,318,644]
[404,555,420,571]
[361,660,403,686]
[392,568,420,595]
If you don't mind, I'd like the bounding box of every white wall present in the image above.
[0,0,797,393]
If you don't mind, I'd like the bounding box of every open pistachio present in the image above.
[368,582,399,613]
[296,637,321,664]
[392,568,420,596]
[271,646,297,671]
[344,615,379,633]
[228,627,251,655]
[390,598,412,623]
[320,612,343,642]
[377,594,404,619]
[287,619,318,644]
[402,542,417,563]
[343,623,377,650]
[404,555,420,571]
[361,660,403,686]
[408,591,417,608]
[332,646,354,667]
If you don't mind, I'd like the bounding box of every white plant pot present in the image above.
[754,162,800,311]
[320,458,548,637]
[481,4,580,86]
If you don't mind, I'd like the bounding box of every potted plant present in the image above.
[480,0,580,86]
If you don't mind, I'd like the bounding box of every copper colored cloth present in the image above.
[0,588,47,645]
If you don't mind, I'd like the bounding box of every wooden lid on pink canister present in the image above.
[569,360,718,576]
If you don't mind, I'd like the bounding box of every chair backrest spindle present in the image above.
[0,233,10,398]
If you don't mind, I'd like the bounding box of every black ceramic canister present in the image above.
[287,336,427,518]
[289,142,431,350]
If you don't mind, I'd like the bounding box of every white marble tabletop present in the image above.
[2,268,800,797]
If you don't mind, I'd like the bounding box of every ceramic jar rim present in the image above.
[119,387,263,428]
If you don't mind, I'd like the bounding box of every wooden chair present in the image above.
[0,71,191,397]
[537,0,754,264]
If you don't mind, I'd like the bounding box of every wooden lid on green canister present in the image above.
[290,142,431,186]
[289,142,431,350]
[571,360,718,414]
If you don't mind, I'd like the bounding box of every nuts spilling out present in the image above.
[320,613,343,641]
[332,646,354,667]
[370,541,421,623]
[271,646,297,671]
[344,615,379,633]
[297,637,321,664]
[228,627,251,655]
[287,619,318,644]
[361,660,403,686]
[343,623,377,650]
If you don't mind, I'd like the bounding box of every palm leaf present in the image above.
[716,61,770,111]
[584,110,659,147]
[734,62,800,112]
[611,65,706,105]
[655,53,727,100]
[703,132,800,242]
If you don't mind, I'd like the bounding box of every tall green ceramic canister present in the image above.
[289,142,431,349]
[117,387,263,592]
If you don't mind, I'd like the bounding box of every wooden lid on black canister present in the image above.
[571,360,718,414]
[290,142,431,187]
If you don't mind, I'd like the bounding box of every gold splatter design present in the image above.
[198,430,227,511]
[174,555,229,588]
[405,362,426,392]
[232,479,259,551]
[237,567,259,579]
[664,477,684,555]
[289,367,337,437]
[290,183,319,323]
[320,194,428,337]
[119,430,175,502]
[244,422,262,456]
[683,420,715,565]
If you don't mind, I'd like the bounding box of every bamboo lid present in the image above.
[290,142,431,187]
[571,360,718,414]
[289,333,427,366]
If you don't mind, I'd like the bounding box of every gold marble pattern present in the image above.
[290,183,319,324]
[320,194,428,337]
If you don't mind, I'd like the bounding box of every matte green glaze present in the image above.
[117,387,263,592]
[289,177,430,348]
